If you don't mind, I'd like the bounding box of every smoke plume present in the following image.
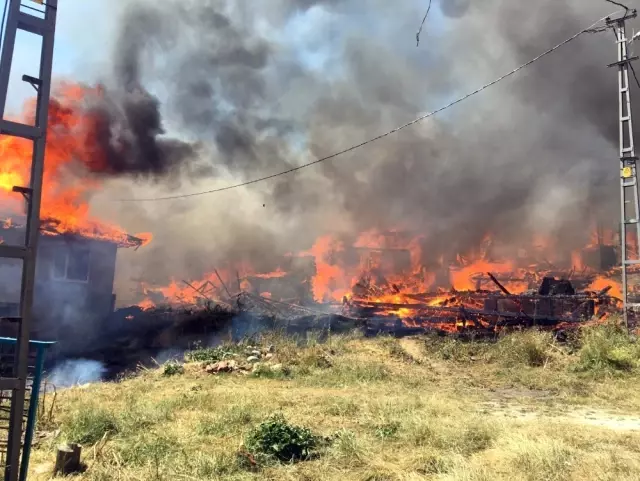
[80,0,637,300]
[47,359,107,388]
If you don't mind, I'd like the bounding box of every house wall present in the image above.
[0,232,119,355]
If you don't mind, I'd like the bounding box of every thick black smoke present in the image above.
[82,89,200,179]
[92,0,639,296]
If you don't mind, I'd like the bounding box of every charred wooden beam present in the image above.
[214,269,232,299]
[487,272,512,296]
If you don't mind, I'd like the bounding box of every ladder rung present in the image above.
[0,120,40,140]
[0,378,20,391]
[621,156,638,162]
[623,181,637,187]
[625,260,640,264]
[0,245,27,260]
[622,116,631,121]
[621,87,629,93]
[17,12,48,36]
[21,75,41,87]
[608,56,640,67]
[623,148,634,153]
[626,303,640,309]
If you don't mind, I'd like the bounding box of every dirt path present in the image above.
[397,337,640,432]
[399,338,427,362]
[483,399,640,431]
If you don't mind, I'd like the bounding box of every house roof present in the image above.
[0,217,146,249]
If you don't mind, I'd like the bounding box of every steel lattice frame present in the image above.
[0,1,58,480]
[607,10,640,327]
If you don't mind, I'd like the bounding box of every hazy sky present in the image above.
[5,0,120,114]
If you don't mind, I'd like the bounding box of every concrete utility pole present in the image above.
[607,7,640,327]
[0,1,58,480]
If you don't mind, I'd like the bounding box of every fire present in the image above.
[588,276,622,300]
[135,225,624,334]
[137,298,155,311]
[252,268,287,279]
[0,82,149,245]
[301,235,351,302]
[450,259,515,291]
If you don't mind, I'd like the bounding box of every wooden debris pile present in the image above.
[52,269,622,379]
[343,273,620,335]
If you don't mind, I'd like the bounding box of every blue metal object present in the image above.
[0,338,54,481]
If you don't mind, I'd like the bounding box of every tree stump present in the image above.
[53,443,81,476]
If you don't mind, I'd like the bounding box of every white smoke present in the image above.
[47,359,107,388]
[154,348,185,364]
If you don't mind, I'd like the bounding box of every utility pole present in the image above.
[0,1,58,480]
[607,7,640,327]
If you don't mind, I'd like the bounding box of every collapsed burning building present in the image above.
[134,229,624,337]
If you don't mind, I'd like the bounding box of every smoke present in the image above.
[47,359,107,388]
[77,0,637,299]
[439,0,471,18]
[154,348,185,365]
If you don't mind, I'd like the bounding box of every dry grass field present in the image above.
[26,322,640,480]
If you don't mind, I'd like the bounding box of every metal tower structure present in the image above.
[608,8,640,327]
[0,1,57,480]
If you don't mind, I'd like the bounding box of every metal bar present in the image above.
[1,1,27,476]
[16,12,46,36]
[0,120,41,140]
[608,56,640,67]
[2,1,58,480]
[0,246,26,260]
[0,0,20,118]
[0,380,19,391]
[606,11,638,26]
[18,344,45,481]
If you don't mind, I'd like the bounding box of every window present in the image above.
[51,243,90,282]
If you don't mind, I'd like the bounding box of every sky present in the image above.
[4,0,119,114]
[5,0,447,114]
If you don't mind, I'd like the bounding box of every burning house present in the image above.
[0,219,147,356]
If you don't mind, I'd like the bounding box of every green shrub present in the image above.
[374,421,400,440]
[573,323,639,373]
[184,343,238,363]
[244,414,322,463]
[494,330,554,367]
[162,361,184,376]
[250,362,291,379]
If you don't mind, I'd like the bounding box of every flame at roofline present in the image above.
[0,217,152,249]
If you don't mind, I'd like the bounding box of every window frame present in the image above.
[50,242,91,284]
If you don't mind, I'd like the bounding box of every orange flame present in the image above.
[0,82,148,246]
[135,227,624,328]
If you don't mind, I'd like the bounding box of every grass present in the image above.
[27,323,640,480]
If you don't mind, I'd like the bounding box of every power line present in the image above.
[416,0,432,47]
[117,12,617,203]
[606,0,630,15]
[631,62,640,90]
